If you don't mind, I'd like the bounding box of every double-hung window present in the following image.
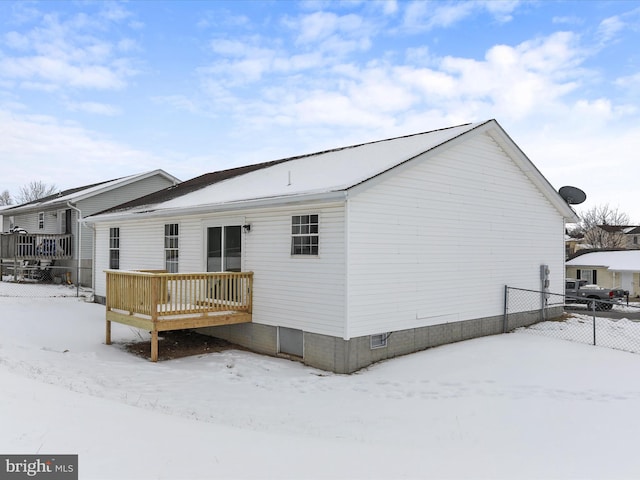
[38,212,45,230]
[291,214,318,255]
[109,228,120,269]
[164,223,179,273]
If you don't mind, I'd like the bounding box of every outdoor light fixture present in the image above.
[243,224,251,232]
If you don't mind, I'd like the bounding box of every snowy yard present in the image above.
[2,287,640,479]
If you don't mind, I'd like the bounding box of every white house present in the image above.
[566,250,640,297]
[1,170,179,286]
[86,120,578,373]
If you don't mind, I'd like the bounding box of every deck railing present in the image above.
[0,233,73,260]
[105,270,253,319]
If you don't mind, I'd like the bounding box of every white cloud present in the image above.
[402,0,519,32]
[66,101,121,116]
[480,0,520,23]
[380,0,398,16]
[0,8,139,92]
[1,56,129,90]
[294,11,365,44]
[597,15,626,44]
[615,72,640,90]
[283,10,375,57]
[552,15,583,26]
[152,95,201,115]
[99,3,133,22]
[0,109,164,195]
[193,28,600,139]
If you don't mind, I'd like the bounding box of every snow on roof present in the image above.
[87,118,577,223]
[108,122,485,215]
[566,250,640,272]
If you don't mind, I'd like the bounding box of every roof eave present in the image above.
[85,190,348,224]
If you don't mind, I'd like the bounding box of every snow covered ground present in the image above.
[2,285,640,479]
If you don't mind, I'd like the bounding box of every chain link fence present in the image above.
[506,286,640,355]
[0,265,92,298]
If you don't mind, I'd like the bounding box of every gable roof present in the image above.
[100,160,289,215]
[566,250,640,272]
[87,119,578,222]
[4,170,180,214]
[596,225,640,234]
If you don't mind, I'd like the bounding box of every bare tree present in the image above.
[574,204,632,249]
[0,189,12,206]
[16,181,58,204]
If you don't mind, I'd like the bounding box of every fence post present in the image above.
[503,285,509,333]
[591,300,597,346]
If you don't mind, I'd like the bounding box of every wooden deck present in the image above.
[105,270,253,361]
[0,233,72,261]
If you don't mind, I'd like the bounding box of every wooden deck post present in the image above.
[106,318,112,345]
[150,275,159,362]
[105,272,112,345]
[151,330,158,362]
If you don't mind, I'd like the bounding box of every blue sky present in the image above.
[1,1,639,220]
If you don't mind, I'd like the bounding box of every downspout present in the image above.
[67,202,81,296]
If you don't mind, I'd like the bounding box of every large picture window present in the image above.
[291,214,318,255]
[164,223,179,273]
[109,227,120,270]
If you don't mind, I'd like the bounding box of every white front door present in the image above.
[621,271,633,294]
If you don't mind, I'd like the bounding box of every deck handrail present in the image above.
[0,233,73,260]
[105,270,253,319]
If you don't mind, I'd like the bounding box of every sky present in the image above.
[0,1,639,220]
[3,290,640,478]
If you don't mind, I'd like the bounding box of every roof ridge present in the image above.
[6,177,124,210]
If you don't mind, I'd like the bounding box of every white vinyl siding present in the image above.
[246,205,345,336]
[93,204,346,338]
[77,175,175,262]
[346,132,565,338]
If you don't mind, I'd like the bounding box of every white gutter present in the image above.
[67,202,82,293]
[85,190,348,224]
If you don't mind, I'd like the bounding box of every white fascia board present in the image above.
[85,190,347,224]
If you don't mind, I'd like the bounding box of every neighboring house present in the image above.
[622,226,640,249]
[86,119,578,373]
[1,170,179,286]
[566,231,584,258]
[580,225,640,250]
[566,250,640,297]
[0,205,10,233]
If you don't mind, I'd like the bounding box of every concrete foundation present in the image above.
[197,306,556,373]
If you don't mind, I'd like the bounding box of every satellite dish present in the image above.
[559,186,586,205]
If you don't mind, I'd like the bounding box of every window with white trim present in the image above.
[164,223,179,273]
[291,214,318,255]
[109,227,120,270]
[38,212,45,230]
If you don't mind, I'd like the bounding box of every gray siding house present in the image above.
[87,120,577,372]
[1,170,179,286]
